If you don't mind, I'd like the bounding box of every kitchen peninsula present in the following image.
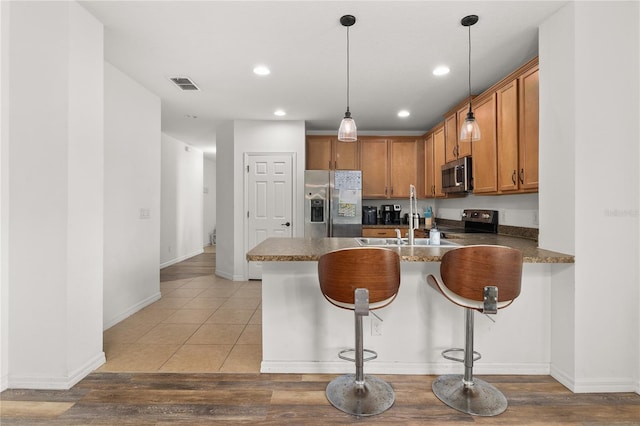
[247,236,573,376]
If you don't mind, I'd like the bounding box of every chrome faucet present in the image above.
[394,228,402,244]
[408,184,417,245]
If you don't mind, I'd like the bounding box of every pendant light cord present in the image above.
[467,24,472,114]
[346,26,350,113]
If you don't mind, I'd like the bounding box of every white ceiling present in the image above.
[80,1,568,159]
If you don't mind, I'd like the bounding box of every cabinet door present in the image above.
[497,79,519,192]
[433,126,446,198]
[306,136,332,170]
[361,138,389,198]
[456,104,473,158]
[423,134,435,198]
[334,139,360,170]
[519,67,539,191]
[444,113,458,163]
[389,138,418,198]
[471,94,498,194]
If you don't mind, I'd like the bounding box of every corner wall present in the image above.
[160,133,204,268]
[3,1,105,389]
[540,1,639,393]
[215,120,305,281]
[103,62,161,329]
[203,158,217,246]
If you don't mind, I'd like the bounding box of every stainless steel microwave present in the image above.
[442,156,473,194]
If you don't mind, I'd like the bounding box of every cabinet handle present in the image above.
[511,170,517,185]
[519,168,525,184]
[390,187,394,195]
[385,187,388,196]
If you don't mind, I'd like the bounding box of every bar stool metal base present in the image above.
[326,374,395,417]
[432,374,507,417]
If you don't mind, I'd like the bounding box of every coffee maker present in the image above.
[381,204,401,225]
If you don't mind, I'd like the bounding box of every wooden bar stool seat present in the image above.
[318,247,401,417]
[427,245,523,416]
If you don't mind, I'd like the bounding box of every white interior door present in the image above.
[246,153,293,279]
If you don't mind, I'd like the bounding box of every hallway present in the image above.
[99,246,263,373]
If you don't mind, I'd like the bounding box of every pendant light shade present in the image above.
[338,15,357,142]
[460,15,481,142]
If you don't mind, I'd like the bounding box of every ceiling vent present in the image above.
[169,76,200,91]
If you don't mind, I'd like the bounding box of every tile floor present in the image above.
[99,247,262,373]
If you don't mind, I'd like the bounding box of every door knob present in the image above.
[281,222,291,227]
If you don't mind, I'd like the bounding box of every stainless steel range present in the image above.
[439,209,499,236]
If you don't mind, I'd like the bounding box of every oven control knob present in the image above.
[462,212,467,218]
[482,213,490,219]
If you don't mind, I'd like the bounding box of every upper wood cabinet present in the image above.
[444,113,458,163]
[360,136,418,199]
[306,136,359,170]
[433,125,446,198]
[518,66,539,191]
[444,98,473,163]
[422,131,435,198]
[470,94,498,194]
[389,138,419,198]
[422,125,447,199]
[360,138,389,198]
[497,61,539,193]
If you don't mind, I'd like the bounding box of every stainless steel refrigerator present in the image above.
[304,170,362,238]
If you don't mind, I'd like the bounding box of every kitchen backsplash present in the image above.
[363,192,539,229]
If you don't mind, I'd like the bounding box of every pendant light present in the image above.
[338,15,357,142]
[460,15,481,142]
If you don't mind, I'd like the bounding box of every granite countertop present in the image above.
[246,235,574,264]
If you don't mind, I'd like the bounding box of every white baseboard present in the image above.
[103,291,161,330]
[160,248,204,269]
[6,351,105,390]
[261,361,550,376]
[550,365,638,393]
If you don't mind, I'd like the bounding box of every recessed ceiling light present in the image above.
[184,114,198,119]
[398,110,410,118]
[433,66,450,76]
[253,65,271,76]
[274,110,286,116]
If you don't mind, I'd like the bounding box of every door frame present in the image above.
[243,152,297,280]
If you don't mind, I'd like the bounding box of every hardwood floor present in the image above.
[2,373,639,424]
[2,247,639,424]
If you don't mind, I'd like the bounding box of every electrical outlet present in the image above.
[371,317,382,336]
[501,210,507,223]
[533,211,539,226]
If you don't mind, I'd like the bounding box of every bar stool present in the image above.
[427,245,523,416]
[318,247,401,417]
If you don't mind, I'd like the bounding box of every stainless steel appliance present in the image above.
[362,206,377,225]
[381,204,401,225]
[438,209,499,237]
[304,170,362,238]
[442,156,473,194]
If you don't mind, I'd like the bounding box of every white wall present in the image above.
[103,62,161,329]
[203,158,217,246]
[216,120,306,280]
[540,1,639,393]
[0,0,9,391]
[160,133,204,267]
[2,1,105,390]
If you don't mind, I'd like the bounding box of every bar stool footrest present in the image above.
[326,374,395,416]
[442,347,481,363]
[432,374,507,416]
[338,348,378,363]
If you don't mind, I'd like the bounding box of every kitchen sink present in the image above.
[355,237,460,247]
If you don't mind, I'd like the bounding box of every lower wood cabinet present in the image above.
[362,228,407,237]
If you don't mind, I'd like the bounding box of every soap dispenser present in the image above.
[429,220,441,245]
